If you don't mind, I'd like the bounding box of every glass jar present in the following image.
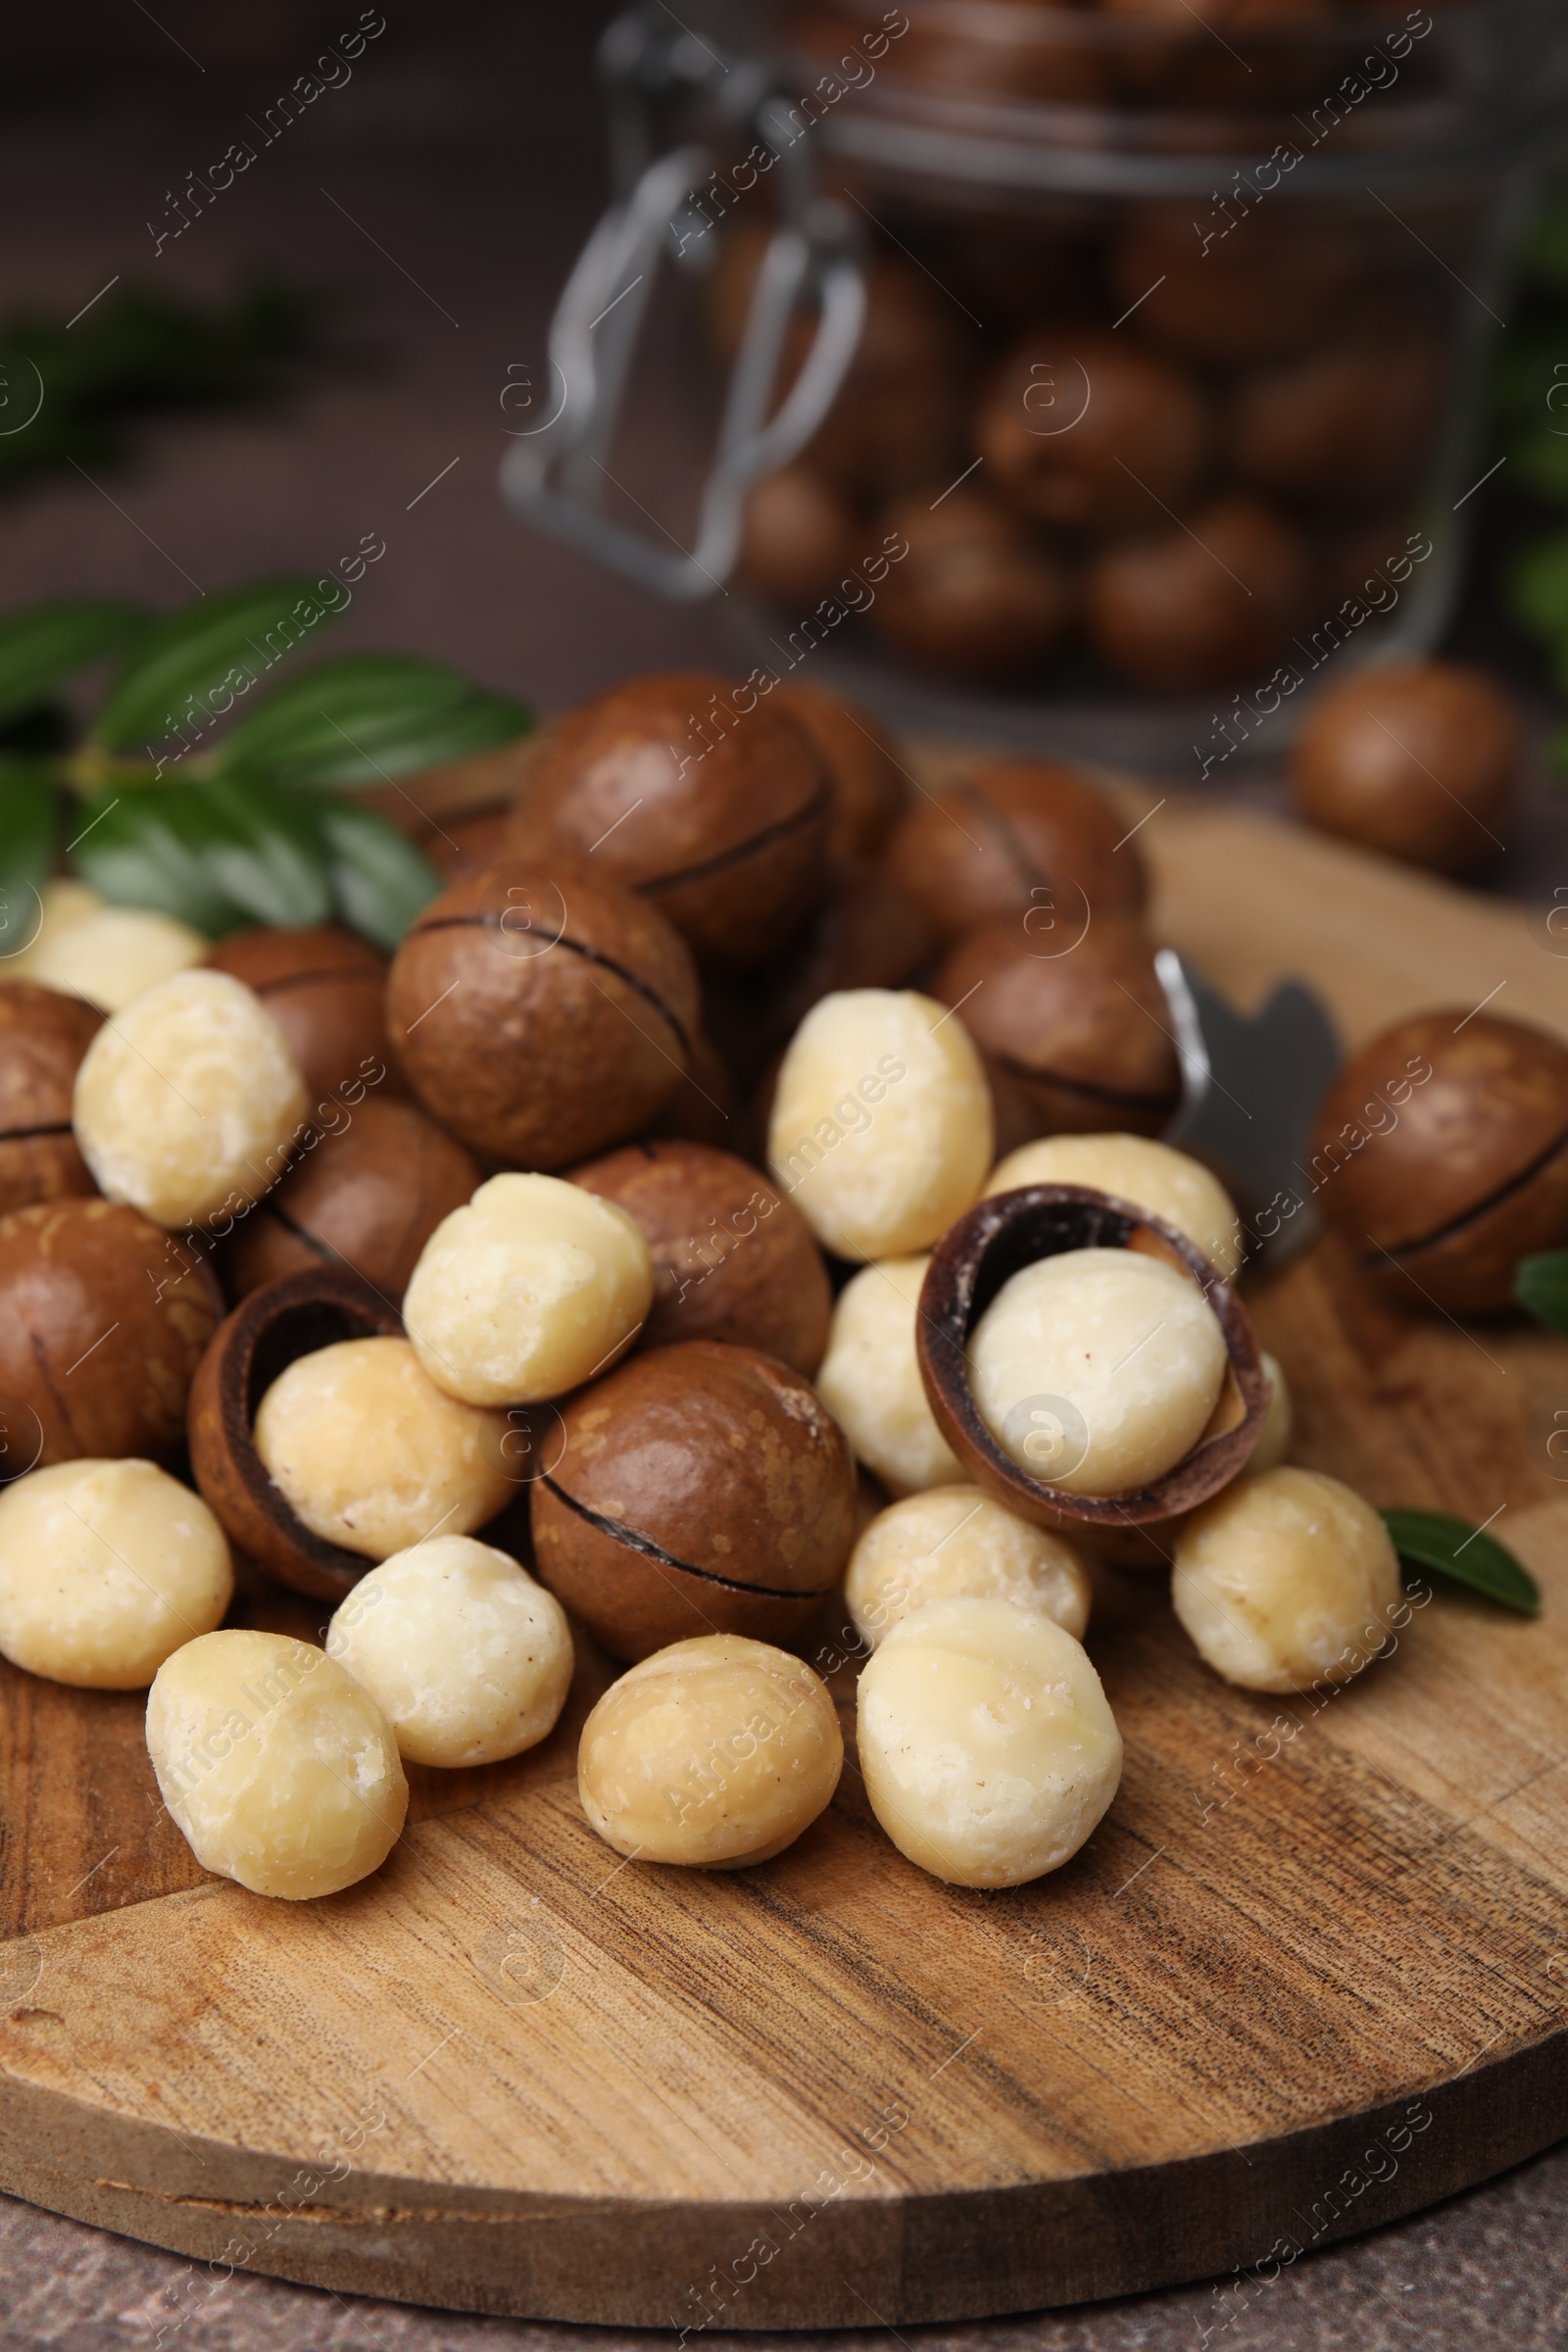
[511,0,1568,766]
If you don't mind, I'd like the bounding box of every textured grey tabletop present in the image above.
[0,5,1563,2343]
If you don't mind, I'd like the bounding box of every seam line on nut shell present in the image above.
[540,1475,836,1601]
[635,776,834,899]
[407,924,691,1057]
[986,1052,1180,1115]
[1364,1113,1568,1264]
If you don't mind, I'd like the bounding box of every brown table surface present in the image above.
[2,5,1566,2343]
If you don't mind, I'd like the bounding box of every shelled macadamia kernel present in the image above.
[968,1247,1226,1495]
[404,1172,653,1406]
[326,1536,573,1767]
[25,894,207,1012]
[578,1636,843,1867]
[147,1630,408,1899]
[987,1134,1244,1286]
[1250,1352,1293,1473]
[768,989,993,1261]
[857,1597,1122,1887]
[815,1256,964,1496]
[847,1487,1091,1650]
[253,1337,514,1561]
[0,1459,232,1689]
[73,969,308,1228]
[1173,1466,1401,1692]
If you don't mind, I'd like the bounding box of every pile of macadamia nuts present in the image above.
[0,664,1522,1909]
[720,0,1494,702]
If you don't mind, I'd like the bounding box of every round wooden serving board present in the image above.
[2,799,1567,2327]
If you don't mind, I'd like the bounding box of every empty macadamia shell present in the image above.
[325,1537,573,1767]
[253,1338,514,1562]
[577,1635,843,1868]
[0,1458,232,1690]
[767,989,993,1261]
[847,1486,1090,1650]
[987,1134,1244,1285]
[815,1256,964,1496]
[1173,1466,1401,1693]
[969,1247,1227,1497]
[857,1597,1122,1888]
[404,1172,654,1407]
[73,970,309,1229]
[146,1630,408,1900]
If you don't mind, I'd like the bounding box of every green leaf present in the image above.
[311,798,441,951]
[1507,534,1568,645]
[0,599,147,728]
[1515,1250,1568,1337]
[90,577,347,756]
[208,655,531,788]
[69,787,234,934]
[69,775,336,934]
[0,764,57,959]
[1381,1507,1542,1616]
[191,775,333,929]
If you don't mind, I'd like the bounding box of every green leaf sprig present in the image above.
[0,580,533,955]
[1381,1508,1542,1616]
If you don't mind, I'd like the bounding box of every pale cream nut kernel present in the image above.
[815,1255,962,1496]
[987,1132,1244,1285]
[326,1535,574,1767]
[73,968,308,1228]
[28,903,208,1012]
[0,1458,232,1690]
[1250,1351,1293,1472]
[146,1629,408,1899]
[847,1485,1091,1650]
[1173,1465,1401,1692]
[578,1635,843,1867]
[404,1171,653,1407]
[768,989,993,1261]
[968,1247,1227,1496]
[254,1337,514,1562]
[857,1595,1122,1887]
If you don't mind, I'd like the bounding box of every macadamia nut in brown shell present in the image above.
[0,982,102,1215]
[1309,1011,1568,1314]
[885,760,1146,946]
[868,490,1073,686]
[225,1097,480,1302]
[578,1635,843,1867]
[531,1340,857,1662]
[936,916,1180,1142]
[503,673,832,970]
[567,1139,831,1376]
[1292,662,1521,876]
[205,924,398,1101]
[386,862,700,1167]
[0,1199,219,1468]
[1086,497,1312,693]
[978,328,1210,536]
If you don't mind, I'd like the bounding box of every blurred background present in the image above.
[3,0,1568,864]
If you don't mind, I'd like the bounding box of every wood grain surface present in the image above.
[1,798,1566,2327]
